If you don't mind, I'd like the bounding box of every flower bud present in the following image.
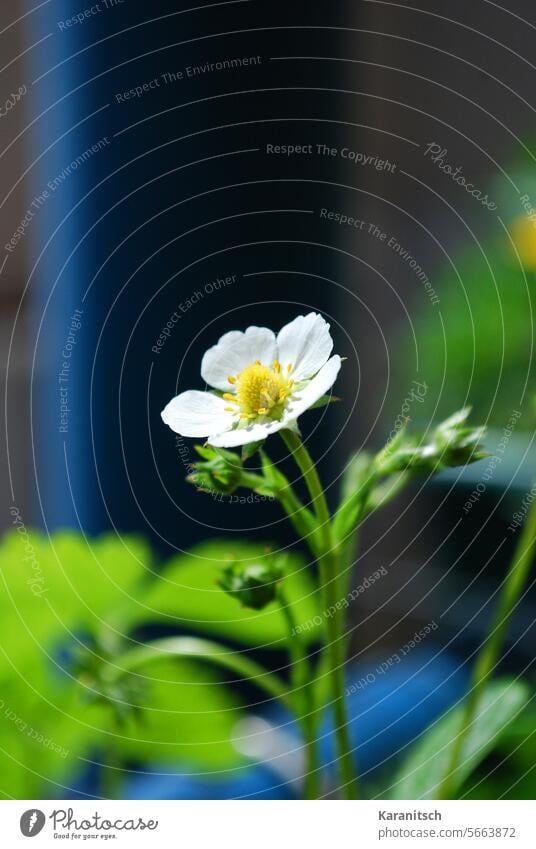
[187,445,242,494]
[218,557,283,610]
[375,408,487,475]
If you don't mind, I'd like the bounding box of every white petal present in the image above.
[208,418,286,448]
[201,326,277,391]
[276,312,333,381]
[280,355,341,424]
[161,390,234,437]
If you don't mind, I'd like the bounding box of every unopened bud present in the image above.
[218,557,284,610]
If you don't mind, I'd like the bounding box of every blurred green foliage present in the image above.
[0,528,151,798]
[393,239,534,429]
[1,523,533,800]
[388,679,530,799]
[0,529,316,798]
[460,706,536,799]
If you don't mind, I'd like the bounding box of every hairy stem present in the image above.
[280,429,359,799]
[108,636,292,712]
[278,587,320,799]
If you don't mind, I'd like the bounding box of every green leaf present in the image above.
[389,679,530,799]
[0,530,150,678]
[0,529,151,796]
[139,540,321,647]
[459,705,536,799]
[113,658,244,769]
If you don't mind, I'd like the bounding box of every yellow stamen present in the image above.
[227,375,236,384]
[287,363,293,373]
[223,393,236,402]
[230,360,295,420]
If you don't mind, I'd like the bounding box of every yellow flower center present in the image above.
[223,360,294,420]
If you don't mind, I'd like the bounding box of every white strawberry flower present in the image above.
[161,312,341,447]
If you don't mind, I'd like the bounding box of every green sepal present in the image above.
[309,394,341,410]
[241,439,265,462]
[188,444,242,494]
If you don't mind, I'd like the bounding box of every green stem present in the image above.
[278,587,320,799]
[107,636,293,712]
[277,483,323,556]
[240,471,273,490]
[280,429,359,799]
[242,467,321,554]
[438,489,536,799]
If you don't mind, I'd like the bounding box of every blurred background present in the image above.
[0,0,535,800]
